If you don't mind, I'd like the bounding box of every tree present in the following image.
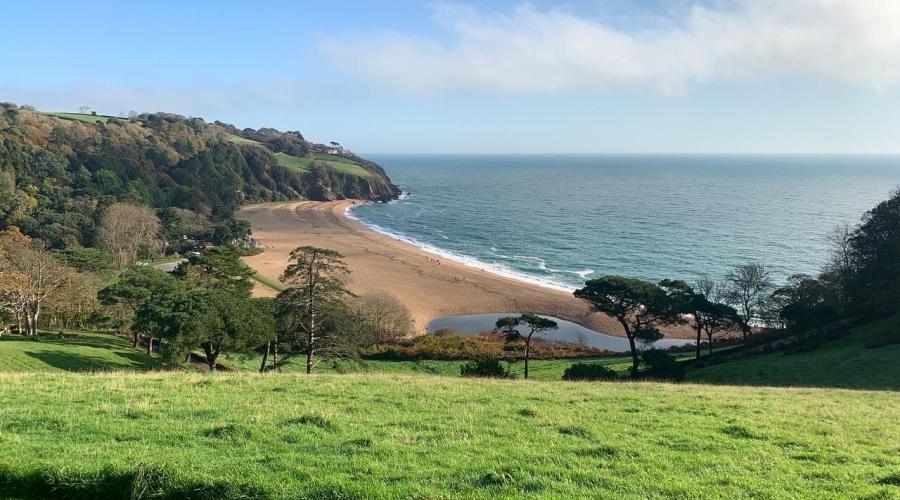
[724,262,773,344]
[96,203,163,269]
[495,313,558,379]
[173,246,254,297]
[98,265,182,350]
[0,233,69,336]
[844,188,900,318]
[136,289,273,370]
[659,279,700,356]
[771,274,840,340]
[698,300,740,356]
[0,271,27,334]
[47,269,104,331]
[277,246,351,374]
[348,293,413,344]
[574,276,674,376]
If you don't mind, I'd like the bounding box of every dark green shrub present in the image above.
[641,349,685,380]
[562,362,618,381]
[459,357,514,379]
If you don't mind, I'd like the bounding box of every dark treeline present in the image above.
[0,103,399,250]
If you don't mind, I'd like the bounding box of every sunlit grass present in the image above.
[0,371,896,498]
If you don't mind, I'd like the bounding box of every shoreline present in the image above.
[344,201,578,294]
[238,200,693,339]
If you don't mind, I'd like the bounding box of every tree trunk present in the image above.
[132,332,140,348]
[524,335,532,380]
[306,332,314,375]
[695,322,702,359]
[146,337,153,355]
[272,337,279,371]
[204,342,218,371]
[260,342,271,373]
[618,317,639,377]
[32,303,41,336]
[707,334,714,357]
[627,333,638,376]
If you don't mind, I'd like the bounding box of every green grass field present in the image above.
[0,332,157,372]
[225,133,262,145]
[274,152,312,174]
[274,152,372,178]
[0,372,896,498]
[689,317,900,390]
[250,270,286,293]
[44,112,110,124]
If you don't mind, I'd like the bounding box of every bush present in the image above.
[432,327,457,337]
[562,362,618,381]
[369,335,500,361]
[460,357,514,379]
[641,349,685,380]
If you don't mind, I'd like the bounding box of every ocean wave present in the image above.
[345,204,576,292]
[573,269,595,278]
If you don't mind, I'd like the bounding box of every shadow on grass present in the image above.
[23,351,152,372]
[0,463,271,499]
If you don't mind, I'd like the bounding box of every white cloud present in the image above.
[320,1,900,93]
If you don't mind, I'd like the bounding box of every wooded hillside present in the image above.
[0,103,399,249]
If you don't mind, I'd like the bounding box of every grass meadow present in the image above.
[0,371,897,499]
[0,333,157,372]
[689,317,900,390]
[43,112,110,124]
[0,321,897,498]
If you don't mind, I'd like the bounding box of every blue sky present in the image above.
[3,0,900,154]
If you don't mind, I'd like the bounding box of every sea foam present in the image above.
[345,203,576,293]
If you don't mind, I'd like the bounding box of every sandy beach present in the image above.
[239,200,692,339]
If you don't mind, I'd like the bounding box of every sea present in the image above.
[350,155,900,292]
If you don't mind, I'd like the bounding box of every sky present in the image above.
[3,0,900,154]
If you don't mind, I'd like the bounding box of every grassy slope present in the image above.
[274,152,311,174]
[0,372,896,498]
[44,112,110,124]
[274,152,372,177]
[0,332,157,372]
[225,133,262,145]
[689,317,900,390]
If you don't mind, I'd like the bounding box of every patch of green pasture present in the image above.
[323,160,372,177]
[250,271,285,292]
[225,133,261,145]
[0,332,158,372]
[44,112,109,124]
[274,152,312,174]
[0,372,896,498]
[689,316,900,390]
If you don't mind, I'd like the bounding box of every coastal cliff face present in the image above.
[0,103,399,246]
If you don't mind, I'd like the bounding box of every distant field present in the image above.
[274,152,312,174]
[275,152,371,177]
[225,133,262,145]
[0,372,896,498]
[44,112,110,124]
[0,332,157,372]
[689,317,900,390]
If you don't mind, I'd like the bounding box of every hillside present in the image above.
[688,317,900,390]
[0,372,896,498]
[0,103,399,248]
